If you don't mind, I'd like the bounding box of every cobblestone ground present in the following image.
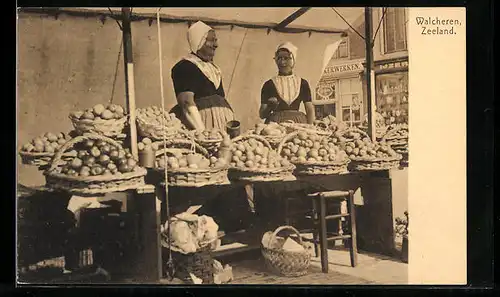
[230,257,374,285]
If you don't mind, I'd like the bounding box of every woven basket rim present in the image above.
[153,164,229,174]
[19,150,76,157]
[291,158,350,166]
[247,129,287,141]
[261,244,312,257]
[69,115,128,124]
[350,154,402,162]
[229,164,294,174]
[45,167,147,182]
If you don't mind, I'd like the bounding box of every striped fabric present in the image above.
[271,74,302,105]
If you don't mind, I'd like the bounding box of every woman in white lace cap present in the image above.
[259,42,315,124]
[170,21,234,131]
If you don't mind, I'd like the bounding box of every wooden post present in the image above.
[122,7,139,159]
[364,7,376,142]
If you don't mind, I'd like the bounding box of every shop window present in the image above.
[332,39,349,59]
[383,8,407,53]
[376,72,409,125]
[314,77,362,126]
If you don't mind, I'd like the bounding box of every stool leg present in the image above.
[312,198,319,258]
[347,190,358,267]
[318,195,329,273]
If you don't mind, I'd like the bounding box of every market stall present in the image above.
[17,7,409,284]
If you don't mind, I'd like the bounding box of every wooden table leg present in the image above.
[134,186,162,282]
[347,190,358,267]
[318,195,329,273]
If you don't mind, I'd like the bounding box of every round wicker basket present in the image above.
[153,139,229,187]
[261,225,311,277]
[19,150,76,167]
[277,131,350,176]
[136,112,183,141]
[44,134,147,195]
[245,129,287,149]
[348,154,403,171]
[228,134,295,182]
[69,114,128,138]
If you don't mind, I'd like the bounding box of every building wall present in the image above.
[17,12,338,186]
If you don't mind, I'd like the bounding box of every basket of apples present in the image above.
[69,103,128,138]
[19,132,77,167]
[277,130,350,176]
[381,124,409,166]
[43,134,147,195]
[153,138,230,187]
[136,106,183,141]
[188,128,228,155]
[228,134,295,182]
[247,122,288,148]
[339,129,402,172]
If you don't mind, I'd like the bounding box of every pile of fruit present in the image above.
[314,115,347,133]
[338,128,369,143]
[156,151,226,170]
[21,132,72,154]
[136,106,182,137]
[343,138,399,161]
[279,131,348,164]
[70,103,126,121]
[253,123,287,137]
[229,136,290,170]
[192,129,224,143]
[137,137,160,152]
[57,139,139,177]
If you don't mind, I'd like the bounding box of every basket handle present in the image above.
[154,139,209,158]
[381,124,408,142]
[276,130,300,156]
[48,134,124,172]
[232,133,273,150]
[267,225,304,249]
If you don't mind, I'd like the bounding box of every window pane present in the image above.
[342,108,351,122]
[375,72,409,124]
[395,9,407,50]
[339,42,348,58]
[315,104,336,119]
[384,9,396,52]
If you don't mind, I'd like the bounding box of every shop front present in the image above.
[314,59,366,128]
[374,57,409,125]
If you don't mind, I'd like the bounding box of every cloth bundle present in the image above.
[161,210,220,254]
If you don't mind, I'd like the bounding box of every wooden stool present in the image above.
[309,190,358,272]
[284,190,358,273]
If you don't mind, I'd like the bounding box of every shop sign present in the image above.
[376,60,409,71]
[324,62,364,75]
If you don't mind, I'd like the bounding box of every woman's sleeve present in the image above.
[261,80,274,104]
[171,61,198,96]
[301,79,313,103]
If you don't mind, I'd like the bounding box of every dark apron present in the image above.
[170,94,233,130]
[266,109,308,124]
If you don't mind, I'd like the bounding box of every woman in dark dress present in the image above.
[170,21,234,131]
[167,21,252,234]
[259,42,316,124]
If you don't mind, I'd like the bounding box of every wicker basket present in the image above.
[19,150,76,167]
[381,124,409,147]
[338,127,371,143]
[261,226,311,277]
[164,246,214,284]
[69,114,128,138]
[348,154,403,171]
[186,129,226,155]
[44,134,147,195]
[228,134,295,182]
[279,121,332,136]
[153,139,229,187]
[136,112,183,141]
[246,129,286,149]
[277,131,350,176]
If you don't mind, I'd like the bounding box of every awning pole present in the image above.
[122,7,139,158]
[364,7,376,142]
